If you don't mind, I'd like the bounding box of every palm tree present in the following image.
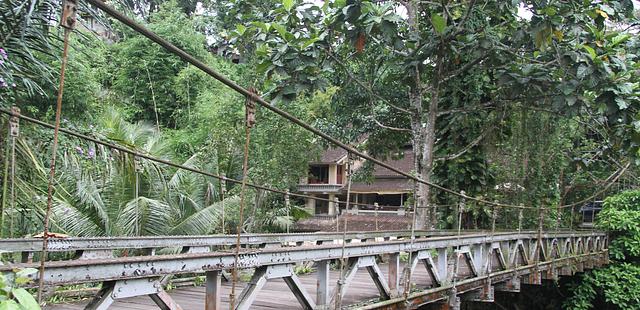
[10,108,226,237]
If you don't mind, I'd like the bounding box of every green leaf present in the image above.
[301,37,320,49]
[11,289,39,310]
[251,22,270,33]
[431,13,446,35]
[272,23,289,40]
[581,44,596,60]
[282,0,294,11]
[610,33,631,47]
[576,65,592,79]
[0,300,21,310]
[235,24,247,35]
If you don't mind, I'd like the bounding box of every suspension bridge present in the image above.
[0,0,612,309]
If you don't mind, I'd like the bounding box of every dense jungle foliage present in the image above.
[1,0,639,308]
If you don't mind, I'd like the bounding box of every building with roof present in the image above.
[297,147,414,216]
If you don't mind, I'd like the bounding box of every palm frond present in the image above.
[117,196,176,236]
[169,197,238,235]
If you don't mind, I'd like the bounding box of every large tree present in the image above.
[229,0,639,229]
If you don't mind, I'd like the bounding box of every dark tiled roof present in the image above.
[370,149,414,177]
[350,178,413,193]
[316,148,348,163]
[295,214,412,232]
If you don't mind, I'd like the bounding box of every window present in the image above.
[309,165,329,184]
[375,194,406,207]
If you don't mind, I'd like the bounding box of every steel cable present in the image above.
[37,27,71,303]
[229,91,256,309]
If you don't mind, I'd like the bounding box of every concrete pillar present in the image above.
[306,195,316,215]
[329,164,337,184]
[328,194,336,215]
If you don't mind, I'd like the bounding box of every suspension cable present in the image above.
[0,111,11,237]
[557,162,630,209]
[487,205,497,281]
[517,208,523,236]
[37,2,76,301]
[229,88,257,309]
[334,153,353,309]
[535,207,544,277]
[8,107,18,237]
[5,105,624,223]
[402,180,421,306]
[0,109,387,211]
[448,199,465,306]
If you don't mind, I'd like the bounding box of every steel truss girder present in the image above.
[0,232,608,310]
[2,232,606,286]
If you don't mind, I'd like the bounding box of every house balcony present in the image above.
[297,183,344,194]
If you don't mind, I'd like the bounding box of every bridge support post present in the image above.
[205,271,222,310]
[446,288,461,310]
[462,279,494,302]
[236,264,315,310]
[559,265,573,276]
[85,278,182,310]
[388,253,400,296]
[523,268,542,285]
[575,258,585,273]
[316,260,330,309]
[437,248,448,282]
[542,266,559,281]
[495,275,520,293]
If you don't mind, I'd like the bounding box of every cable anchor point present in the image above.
[60,0,78,29]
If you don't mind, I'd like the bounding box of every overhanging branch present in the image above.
[434,122,496,162]
[327,51,411,115]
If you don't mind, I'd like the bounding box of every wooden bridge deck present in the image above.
[46,262,433,310]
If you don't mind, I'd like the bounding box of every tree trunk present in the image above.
[411,48,443,230]
[411,84,430,230]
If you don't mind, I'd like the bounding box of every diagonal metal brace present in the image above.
[406,250,442,287]
[85,278,182,310]
[235,264,315,310]
[332,256,391,304]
